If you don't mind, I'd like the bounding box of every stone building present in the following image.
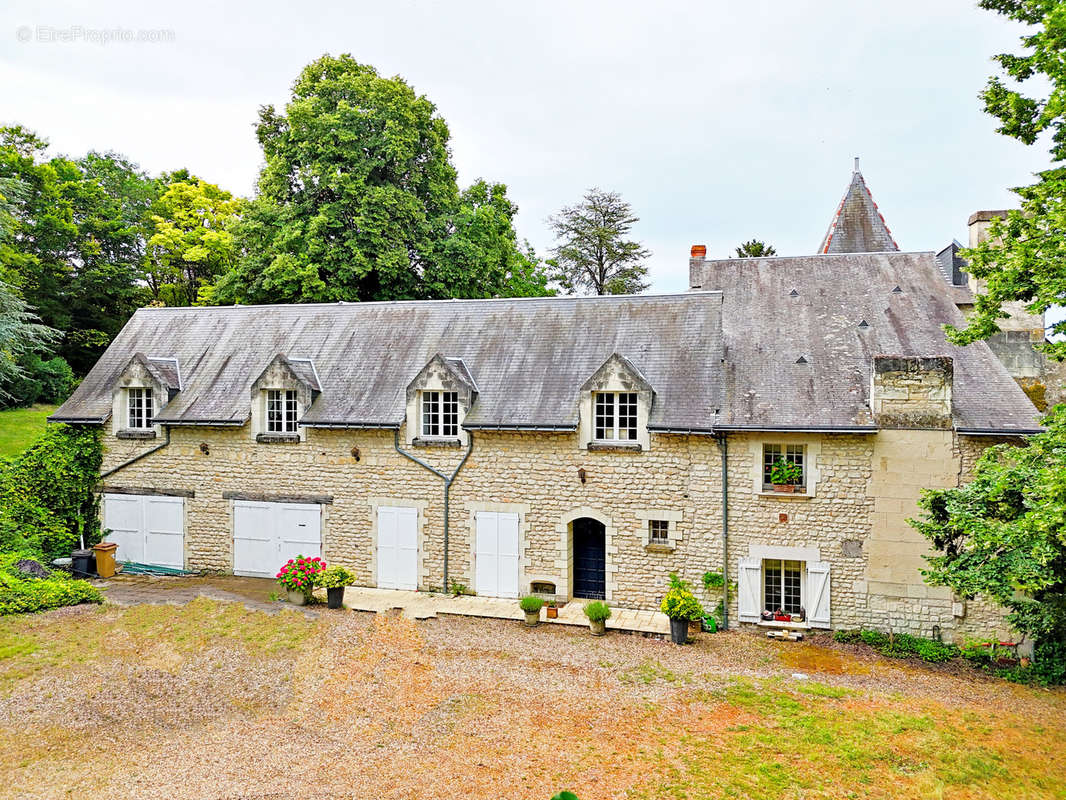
[52,230,1040,639]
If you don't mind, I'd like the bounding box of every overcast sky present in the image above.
[0,0,1052,295]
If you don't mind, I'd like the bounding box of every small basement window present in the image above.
[127,387,153,429]
[762,443,806,490]
[422,390,458,438]
[594,392,637,442]
[648,519,670,546]
[266,389,298,433]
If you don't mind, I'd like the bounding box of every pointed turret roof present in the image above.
[818,158,899,254]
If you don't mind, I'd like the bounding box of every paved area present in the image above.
[342,586,671,635]
[95,575,670,633]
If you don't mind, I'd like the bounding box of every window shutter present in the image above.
[737,557,762,623]
[806,561,831,628]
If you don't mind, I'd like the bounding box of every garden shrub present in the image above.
[833,628,960,663]
[0,353,75,409]
[0,424,101,561]
[519,595,545,613]
[0,552,102,615]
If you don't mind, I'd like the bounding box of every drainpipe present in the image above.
[715,433,729,629]
[99,425,171,480]
[393,428,474,592]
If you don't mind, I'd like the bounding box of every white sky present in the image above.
[0,0,1054,297]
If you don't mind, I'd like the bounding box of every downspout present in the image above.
[99,425,171,480]
[393,428,474,592]
[715,433,729,629]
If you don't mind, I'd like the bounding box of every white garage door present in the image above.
[233,500,322,578]
[376,506,418,590]
[102,493,185,568]
[475,511,520,599]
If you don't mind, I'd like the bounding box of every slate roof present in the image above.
[689,250,1040,433]
[51,293,726,431]
[818,160,900,254]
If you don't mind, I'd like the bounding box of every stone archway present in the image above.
[556,508,615,601]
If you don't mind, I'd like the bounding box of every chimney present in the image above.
[871,356,953,429]
[689,244,707,289]
[967,210,1011,248]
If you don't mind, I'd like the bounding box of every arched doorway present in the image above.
[572,517,606,599]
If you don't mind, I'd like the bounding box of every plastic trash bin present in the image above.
[71,549,95,578]
[92,542,118,578]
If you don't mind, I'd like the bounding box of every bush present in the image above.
[0,353,75,409]
[583,600,611,623]
[833,628,959,663]
[0,553,102,615]
[316,565,354,589]
[519,595,545,613]
[660,573,704,621]
[0,425,102,561]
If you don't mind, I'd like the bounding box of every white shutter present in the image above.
[474,511,498,597]
[737,557,762,623]
[806,561,831,628]
[497,513,520,600]
[377,506,417,590]
[143,496,185,568]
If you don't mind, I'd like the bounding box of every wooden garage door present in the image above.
[102,493,185,568]
[233,501,322,577]
[475,511,520,599]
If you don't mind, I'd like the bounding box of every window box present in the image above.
[771,484,797,493]
[116,429,157,440]
[256,433,301,444]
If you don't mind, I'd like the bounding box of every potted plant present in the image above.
[661,573,705,645]
[318,565,355,609]
[583,600,611,636]
[770,459,803,492]
[520,595,545,626]
[275,555,325,605]
[546,600,559,619]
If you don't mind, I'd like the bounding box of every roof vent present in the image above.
[789,289,799,297]
[892,286,903,294]
[858,320,869,329]
[795,356,808,364]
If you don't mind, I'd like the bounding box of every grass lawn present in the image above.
[0,404,57,459]
[0,595,1063,799]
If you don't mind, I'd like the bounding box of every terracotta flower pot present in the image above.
[773,484,795,493]
[546,606,558,619]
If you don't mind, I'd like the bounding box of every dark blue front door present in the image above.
[573,517,606,599]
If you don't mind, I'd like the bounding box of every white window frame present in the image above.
[762,443,807,490]
[266,389,299,434]
[593,391,638,443]
[421,390,459,438]
[127,387,153,429]
[762,558,805,615]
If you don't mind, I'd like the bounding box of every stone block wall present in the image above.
[871,356,953,429]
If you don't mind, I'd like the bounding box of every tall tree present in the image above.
[548,188,651,295]
[0,280,59,402]
[214,54,548,304]
[147,177,242,306]
[945,0,1066,360]
[733,239,777,258]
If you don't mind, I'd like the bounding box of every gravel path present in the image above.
[1,602,1063,800]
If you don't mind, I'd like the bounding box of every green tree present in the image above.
[0,280,59,403]
[147,176,242,305]
[733,239,777,258]
[945,0,1066,360]
[548,188,651,295]
[214,54,547,304]
[910,406,1066,680]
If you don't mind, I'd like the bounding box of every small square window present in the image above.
[422,390,459,438]
[648,519,670,545]
[763,443,806,489]
[594,392,638,442]
[266,389,298,433]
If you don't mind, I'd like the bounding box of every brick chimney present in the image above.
[871,356,953,429]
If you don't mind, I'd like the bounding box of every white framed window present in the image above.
[762,443,806,489]
[594,392,637,442]
[648,519,670,546]
[266,389,299,433]
[127,387,153,429]
[763,559,804,615]
[422,390,458,438]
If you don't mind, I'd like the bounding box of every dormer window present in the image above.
[266,389,298,433]
[127,388,153,429]
[594,392,638,442]
[422,390,459,438]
